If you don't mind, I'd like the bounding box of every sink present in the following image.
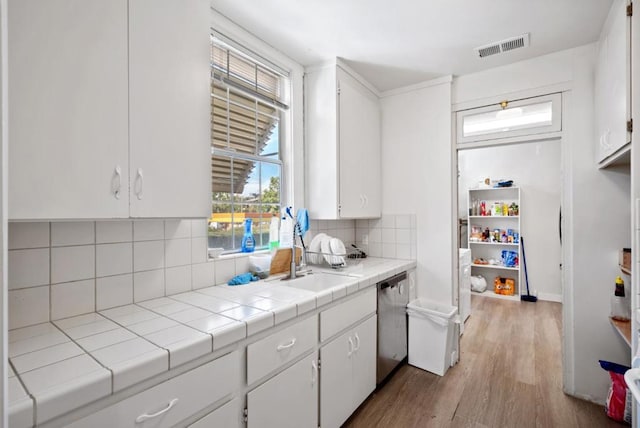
[280,272,356,293]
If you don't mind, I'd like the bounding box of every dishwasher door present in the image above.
[377,272,408,384]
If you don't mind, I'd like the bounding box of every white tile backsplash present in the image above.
[165,265,192,295]
[165,238,191,267]
[51,279,95,320]
[133,241,165,272]
[96,243,133,277]
[133,269,165,302]
[9,219,260,329]
[191,219,208,237]
[133,220,164,241]
[347,213,417,261]
[51,246,95,284]
[9,222,50,250]
[214,258,235,286]
[9,286,50,330]
[8,248,50,290]
[51,222,95,247]
[96,221,132,244]
[190,237,208,264]
[192,262,216,290]
[96,274,133,311]
[164,220,191,239]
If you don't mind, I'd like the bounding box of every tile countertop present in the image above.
[8,257,416,427]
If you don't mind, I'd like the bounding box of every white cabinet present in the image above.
[247,352,318,428]
[305,62,381,219]
[595,0,631,165]
[67,351,240,428]
[188,398,241,428]
[128,0,210,218]
[8,0,129,219]
[8,0,210,220]
[320,315,376,428]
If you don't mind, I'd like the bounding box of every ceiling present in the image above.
[211,0,614,92]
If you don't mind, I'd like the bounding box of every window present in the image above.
[209,35,289,252]
[456,93,561,146]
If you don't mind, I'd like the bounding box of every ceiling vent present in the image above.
[475,33,530,58]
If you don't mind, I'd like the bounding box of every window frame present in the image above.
[209,33,290,253]
[456,93,562,146]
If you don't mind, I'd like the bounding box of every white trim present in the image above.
[537,292,563,303]
[452,81,572,112]
[304,59,381,98]
[380,75,453,98]
[0,0,7,423]
[210,7,305,210]
[457,132,562,150]
[561,90,575,396]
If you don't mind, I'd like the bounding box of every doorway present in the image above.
[457,139,563,309]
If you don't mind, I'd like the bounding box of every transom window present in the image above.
[209,35,289,252]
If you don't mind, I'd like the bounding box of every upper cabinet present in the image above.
[8,0,210,220]
[305,63,381,219]
[595,0,631,166]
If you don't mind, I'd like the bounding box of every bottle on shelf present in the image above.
[610,276,630,321]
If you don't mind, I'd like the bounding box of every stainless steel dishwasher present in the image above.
[377,272,409,384]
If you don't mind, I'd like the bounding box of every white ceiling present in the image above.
[211,0,614,92]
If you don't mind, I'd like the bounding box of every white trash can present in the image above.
[407,298,458,376]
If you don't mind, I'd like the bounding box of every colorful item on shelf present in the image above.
[494,276,515,295]
[501,250,518,268]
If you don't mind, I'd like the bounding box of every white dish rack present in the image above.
[305,247,365,269]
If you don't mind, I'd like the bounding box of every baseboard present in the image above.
[536,292,562,303]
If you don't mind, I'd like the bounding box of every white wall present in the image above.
[458,141,563,301]
[380,78,454,304]
[453,44,630,403]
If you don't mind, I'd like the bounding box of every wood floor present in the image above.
[345,295,624,428]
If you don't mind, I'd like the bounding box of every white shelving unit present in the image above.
[467,186,522,301]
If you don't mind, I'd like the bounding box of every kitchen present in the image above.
[1,0,638,427]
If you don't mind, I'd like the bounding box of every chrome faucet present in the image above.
[289,226,309,279]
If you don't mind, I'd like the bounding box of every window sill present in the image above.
[208,248,271,261]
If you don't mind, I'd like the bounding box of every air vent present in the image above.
[475,33,530,58]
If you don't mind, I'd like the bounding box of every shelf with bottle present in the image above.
[469,241,519,247]
[471,263,519,271]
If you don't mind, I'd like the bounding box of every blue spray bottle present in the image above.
[241,218,255,253]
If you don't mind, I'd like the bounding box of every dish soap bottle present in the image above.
[611,276,630,321]
[269,216,279,250]
[241,218,255,253]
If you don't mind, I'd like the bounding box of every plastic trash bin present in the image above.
[407,298,458,376]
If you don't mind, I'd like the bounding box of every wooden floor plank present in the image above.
[345,295,620,428]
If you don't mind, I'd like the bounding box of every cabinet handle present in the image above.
[135,168,144,200]
[347,336,354,357]
[359,195,365,207]
[276,338,296,351]
[399,283,404,296]
[311,360,318,384]
[354,333,360,352]
[135,398,179,423]
[113,166,121,200]
[363,195,368,207]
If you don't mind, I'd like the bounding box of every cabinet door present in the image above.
[129,0,210,218]
[320,329,354,428]
[247,353,318,428]
[188,398,241,428]
[595,0,630,163]
[351,315,377,410]
[8,0,129,219]
[337,69,381,218]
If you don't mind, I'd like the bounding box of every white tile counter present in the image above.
[8,257,415,427]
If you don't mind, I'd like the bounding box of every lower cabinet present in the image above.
[320,315,377,428]
[188,398,241,428]
[247,352,318,428]
[67,351,239,428]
